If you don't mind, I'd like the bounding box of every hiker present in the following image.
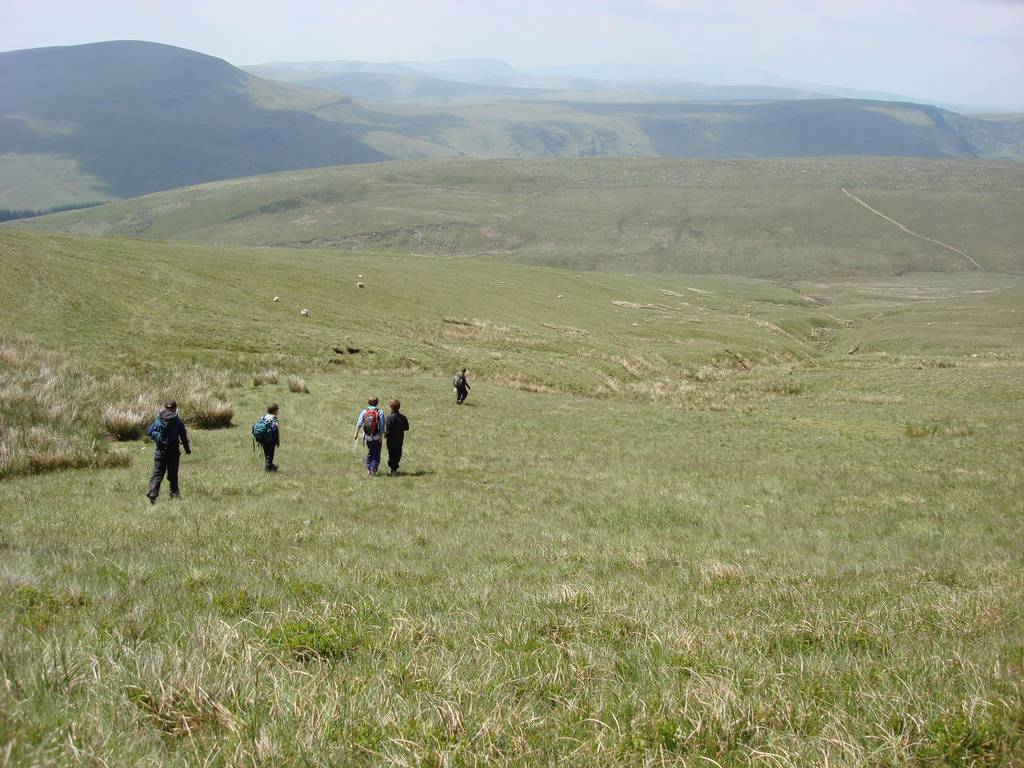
[145,399,191,504]
[352,396,386,476]
[385,399,410,476]
[453,368,471,404]
[252,403,280,472]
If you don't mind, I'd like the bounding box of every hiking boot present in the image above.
[147,494,156,505]
[170,493,181,501]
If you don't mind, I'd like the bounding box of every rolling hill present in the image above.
[19,157,1024,278]
[0,41,389,209]
[3,41,1023,212]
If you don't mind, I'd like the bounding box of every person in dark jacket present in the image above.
[258,403,280,472]
[453,368,470,404]
[384,399,410,476]
[145,400,191,503]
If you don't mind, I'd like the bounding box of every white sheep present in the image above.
[300,309,309,317]
[557,294,563,299]
[357,281,365,288]
[273,296,280,302]
[357,274,364,279]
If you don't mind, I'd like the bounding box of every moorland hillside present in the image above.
[21,157,1024,277]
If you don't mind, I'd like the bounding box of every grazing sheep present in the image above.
[273,296,280,302]
[557,294,563,299]
[357,274,363,279]
[357,281,365,288]
[301,309,309,317]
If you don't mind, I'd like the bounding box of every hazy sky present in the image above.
[4,0,1023,109]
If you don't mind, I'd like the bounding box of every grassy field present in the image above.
[1,225,1022,765]
[19,157,1024,278]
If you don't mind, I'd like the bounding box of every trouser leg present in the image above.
[366,441,382,473]
[166,452,181,496]
[147,452,167,499]
[387,442,402,472]
[263,443,276,470]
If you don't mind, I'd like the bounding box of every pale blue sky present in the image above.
[4,0,1023,109]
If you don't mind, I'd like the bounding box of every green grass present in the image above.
[1,226,1022,764]
[19,157,1024,277]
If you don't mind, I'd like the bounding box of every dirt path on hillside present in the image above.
[842,188,986,272]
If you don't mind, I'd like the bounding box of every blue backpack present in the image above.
[252,417,274,445]
[149,417,177,450]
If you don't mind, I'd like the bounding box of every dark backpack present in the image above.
[363,408,381,437]
[252,417,274,445]
[149,417,177,450]
[453,373,465,388]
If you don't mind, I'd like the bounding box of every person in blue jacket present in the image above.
[352,397,386,476]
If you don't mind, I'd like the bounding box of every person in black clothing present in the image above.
[453,368,470,404]
[145,400,191,504]
[385,399,410,476]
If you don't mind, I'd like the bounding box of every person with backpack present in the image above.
[384,399,410,476]
[352,396,386,476]
[252,403,280,472]
[145,399,191,504]
[453,368,471,405]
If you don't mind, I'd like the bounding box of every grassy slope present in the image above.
[1,227,1023,764]
[20,157,1024,277]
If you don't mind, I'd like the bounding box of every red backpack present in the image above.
[363,408,381,437]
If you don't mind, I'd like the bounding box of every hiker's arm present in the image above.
[180,423,191,454]
[273,423,280,447]
[352,413,362,441]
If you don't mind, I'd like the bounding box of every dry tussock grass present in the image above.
[542,323,590,336]
[288,376,310,394]
[500,372,561,395]
[252,369,280,386]
[594,353,804,411]
[438,317,541,347]
[836,392,906,405]
[0,336,236,478]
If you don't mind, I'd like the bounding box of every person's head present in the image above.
[368,397,379,406]
[164,399,177,411]
[267,403,279,415]
[459,368,467,374]
[389,399,401,413]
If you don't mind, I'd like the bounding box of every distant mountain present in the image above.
[2,42,1022,211]
[246,59,830,103]
[291,72,560,105]
[249,57,1011,113]
[0,41,387,207]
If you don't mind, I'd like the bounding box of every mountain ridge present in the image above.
[2,41,1022,211]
